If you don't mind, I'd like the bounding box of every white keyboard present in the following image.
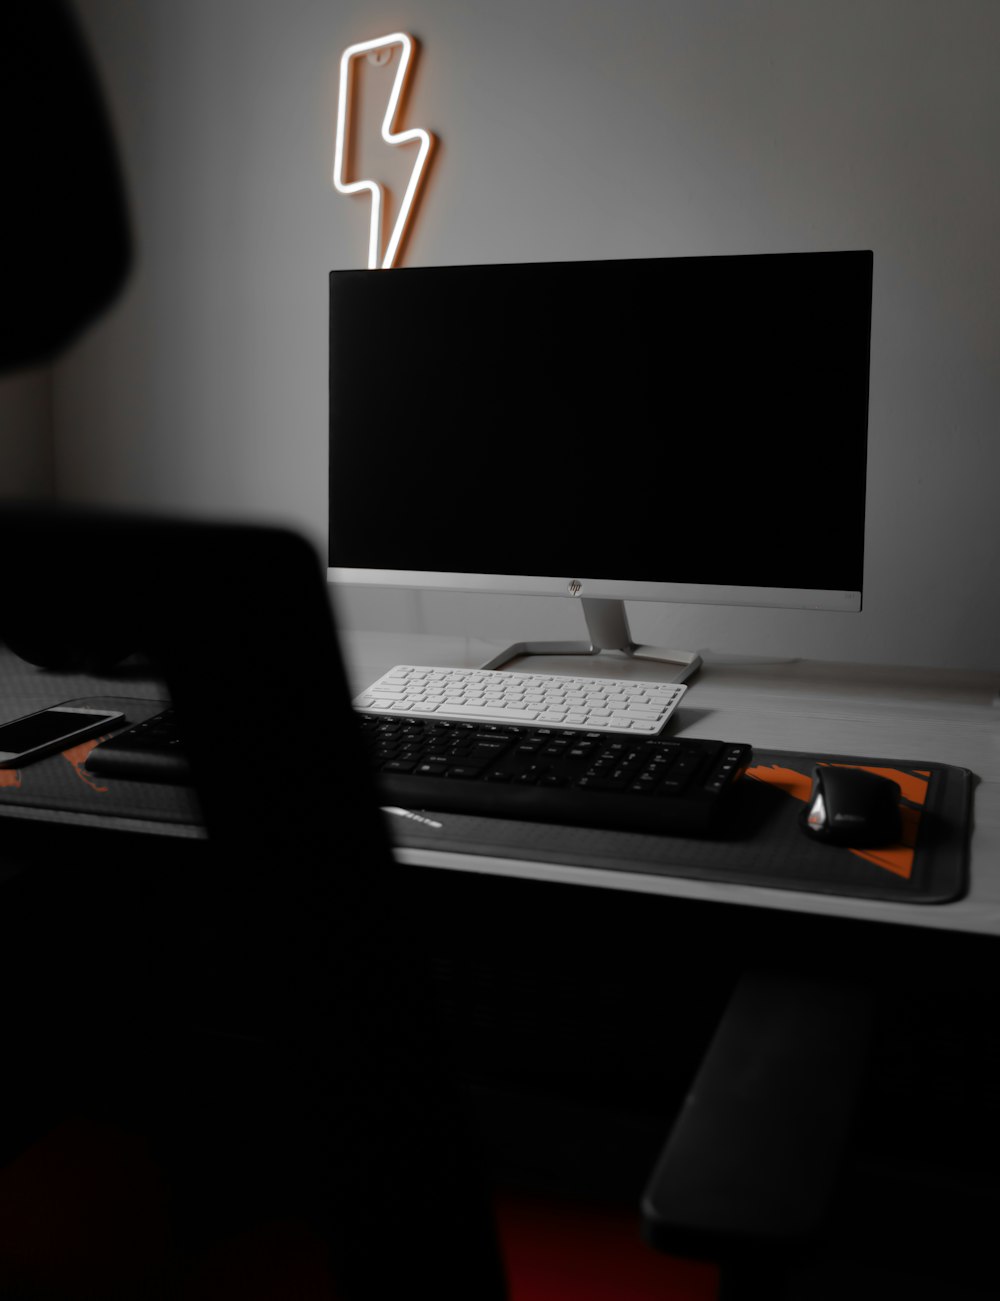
[353,665,687,736]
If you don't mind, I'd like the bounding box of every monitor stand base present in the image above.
[480,598,702,684]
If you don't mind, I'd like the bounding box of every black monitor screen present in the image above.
[329,251,872,595]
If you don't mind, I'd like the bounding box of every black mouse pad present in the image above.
[0,701,972,905]
[383,749,973,906]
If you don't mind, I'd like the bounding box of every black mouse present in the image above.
[800,765,902,847]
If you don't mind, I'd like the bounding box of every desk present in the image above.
[336,631,1000,938]
[0,635,997,936]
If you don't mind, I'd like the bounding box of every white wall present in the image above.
[57,0,1000,671]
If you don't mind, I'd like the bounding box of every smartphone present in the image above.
[0,705,126,767]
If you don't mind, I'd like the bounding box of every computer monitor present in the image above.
[328,250,872,681]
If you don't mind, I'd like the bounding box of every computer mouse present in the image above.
[800,765,902,847]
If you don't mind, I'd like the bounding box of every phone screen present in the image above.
[0,710,114,754]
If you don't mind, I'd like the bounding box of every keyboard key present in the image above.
[445,704,540,723]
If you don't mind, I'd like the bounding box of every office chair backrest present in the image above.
[0,505,508,1300]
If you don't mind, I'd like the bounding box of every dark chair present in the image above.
[0,504,728,1290]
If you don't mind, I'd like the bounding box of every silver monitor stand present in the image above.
[479,597,702,684]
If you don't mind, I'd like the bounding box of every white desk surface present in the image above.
[1,636,996,939]
[340,631,1000,939]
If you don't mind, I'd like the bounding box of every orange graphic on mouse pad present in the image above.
[745,762,931,880]
[0,739,109,796]
[61,737,109,793]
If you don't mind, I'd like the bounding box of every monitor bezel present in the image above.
[327,566,862,613]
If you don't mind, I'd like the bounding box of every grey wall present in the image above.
[57,0,1000,671]
[0,370,53,499]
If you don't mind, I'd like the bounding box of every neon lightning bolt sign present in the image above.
[333,33,435,269]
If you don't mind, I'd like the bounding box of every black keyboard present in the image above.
[360,715,751,836]
[85,708,193,784]
[85,709,752,836]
